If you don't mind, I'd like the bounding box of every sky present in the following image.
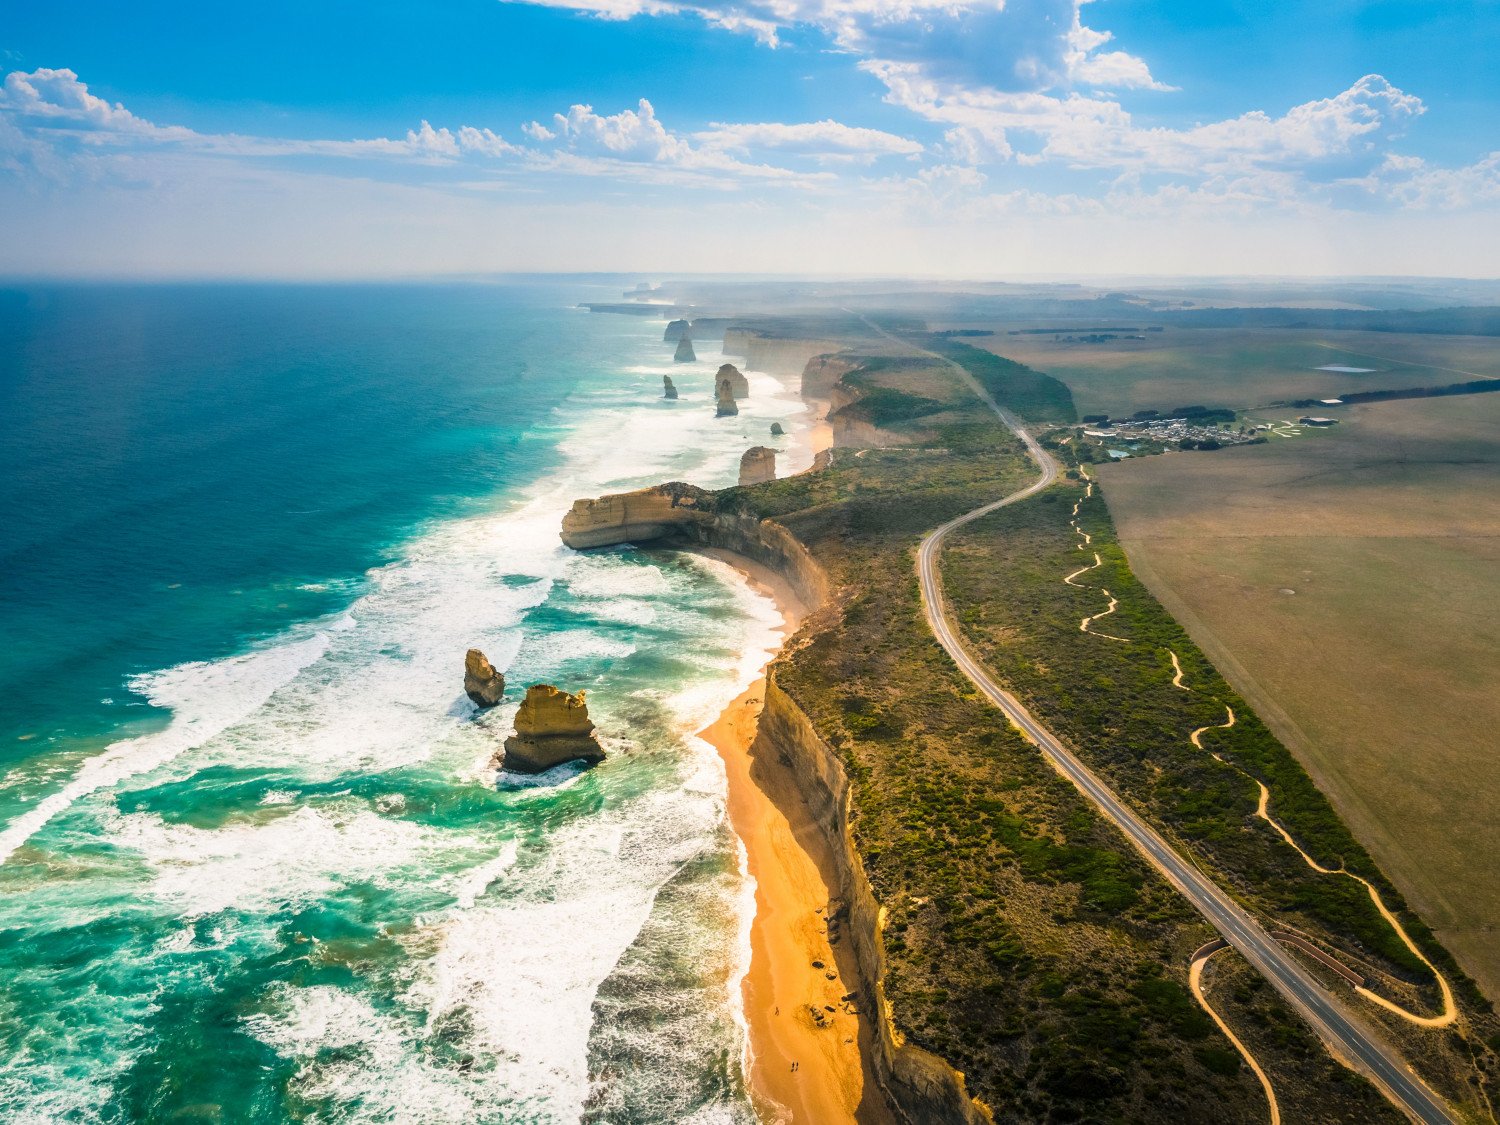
[2,0,1498,278]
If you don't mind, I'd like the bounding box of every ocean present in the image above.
[0,281,812,1122]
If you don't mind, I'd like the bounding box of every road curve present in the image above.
[864,321,1457,1124]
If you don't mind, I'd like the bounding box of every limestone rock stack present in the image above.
[770,421,785,436]
[715,375,739,417]
[663,375,678,399]
[674,336,696,363]
[664,318,691,342]
[738,446,777,486]
[715,363,750,399]
[499,684,605,773]
[464,649,506,708]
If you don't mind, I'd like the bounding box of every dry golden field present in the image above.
[1097,393,1500,999]
[943,326,1500,417]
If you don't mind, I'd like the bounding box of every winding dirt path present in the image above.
[1073,479,1453,1036]
[1165,645,1456,1030]
[1068,474,1455,1031]
[1190,944,1282,1125]
[1067,471,1129,642]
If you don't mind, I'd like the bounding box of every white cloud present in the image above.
[503,0,1169,91]
[694,119,922,162]
[876,67,1425,178]
[1356,151,1500,209]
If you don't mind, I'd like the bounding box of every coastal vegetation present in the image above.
[707,341,1414,1120]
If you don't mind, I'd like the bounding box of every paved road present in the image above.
[865,321,1456,1124]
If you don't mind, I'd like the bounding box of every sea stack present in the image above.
[664,318,690,342]
[716,363,750,399]
[715,376,739,417]
[499,684,605,773]
[663,375,678,400]
[770,421,785,436]
[674,336,696,363]
[463,648,506,708]
[738,446,777,486]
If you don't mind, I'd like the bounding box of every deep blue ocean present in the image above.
[0,281,814,1122]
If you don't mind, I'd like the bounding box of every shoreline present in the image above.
[694,547,878,1125]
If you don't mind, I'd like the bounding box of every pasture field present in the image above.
[1098,392,1500,1000]
[932,326,1500,417]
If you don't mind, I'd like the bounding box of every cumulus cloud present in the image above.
[878,68,1425,177]
[0,70,836,192]
[503,0,1169,91]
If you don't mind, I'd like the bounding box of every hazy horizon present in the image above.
[4,1,1499,279]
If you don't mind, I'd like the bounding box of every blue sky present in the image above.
[2,0,1498,277]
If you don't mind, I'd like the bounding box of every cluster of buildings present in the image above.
[1082,416,1261,450]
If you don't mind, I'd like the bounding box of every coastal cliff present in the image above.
[560,483,828,610]
[722,330,849,377]
[755,676,992,1125]
[558,469,988,1124]
[738,446,776,486]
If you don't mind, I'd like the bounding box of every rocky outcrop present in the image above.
[716,363,750,399]
[464,649,506,708]
[738,446,777,486]
[725,332,849,377]
[664,318,691,342]
[715,376,739,417]
[770,421,785,436]
[674,336,696,363]
[560,483,828,609]
[499,684,605,773]
[663,375,678,400]
[801,353,862,399]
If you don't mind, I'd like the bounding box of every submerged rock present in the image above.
[715,363,750,399]
[770,421,785,436]
[739,446,777,486]
[663,375,678,400]
[664,318,690,342]
[499,684,605,773]
[674,336,696,363]
[715,376,739,417]
[464,648,506,708]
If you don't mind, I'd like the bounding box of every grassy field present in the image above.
[1098,392,1500,1003]
[932,326,1500,418]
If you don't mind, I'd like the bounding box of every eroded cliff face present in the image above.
[559,483,827,611]
[827,383,932,449]
[801,353,861,399]
[723,332,849,377]
[738,446,777,486]
[557,359,987,1123]
[755,677,993,1125]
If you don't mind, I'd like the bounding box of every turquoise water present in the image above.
[0,282,813,1122]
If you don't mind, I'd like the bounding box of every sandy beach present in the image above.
[697,541,890,1125]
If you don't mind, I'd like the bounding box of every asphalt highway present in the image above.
[868,319,1456,1124]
